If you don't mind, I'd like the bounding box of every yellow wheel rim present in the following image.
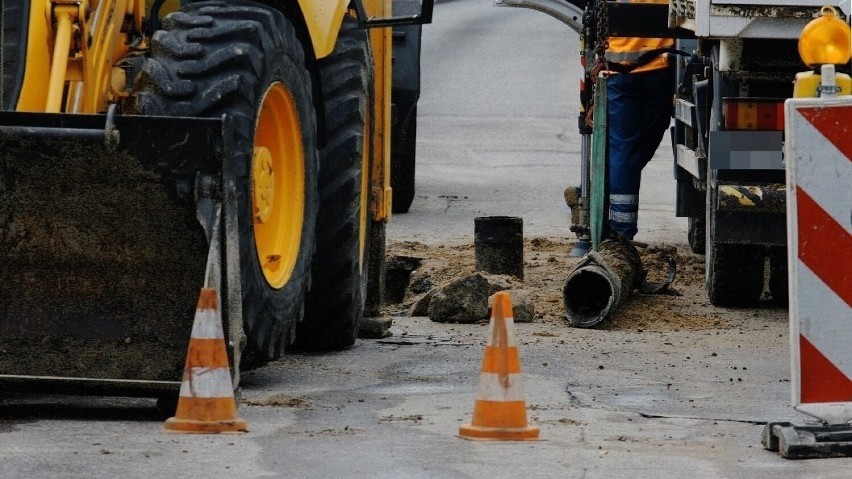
[252,82,304,289]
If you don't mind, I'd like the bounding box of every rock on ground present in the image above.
[482,273,518,296]
[358,316,393,339]
[428,273,490,323]
[409,288,437,317]
[407,268,435,295]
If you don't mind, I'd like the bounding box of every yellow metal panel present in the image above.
[367,0,393,221]
[298,0,348,59]
[16,0,51,111]
[44,4,76,113]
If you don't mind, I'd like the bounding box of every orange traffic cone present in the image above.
[459,292,539,440]
[164,288,248,433]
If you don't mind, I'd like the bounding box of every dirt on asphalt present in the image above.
[384,238,784,332]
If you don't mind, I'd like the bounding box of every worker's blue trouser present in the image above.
[606,67,674,240]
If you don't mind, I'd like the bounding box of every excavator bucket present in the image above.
[0,110,239,396]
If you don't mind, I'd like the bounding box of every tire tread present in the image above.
[137,0,317,364]
[299,17,372,350]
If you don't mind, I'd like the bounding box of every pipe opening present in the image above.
[563,268,615,326]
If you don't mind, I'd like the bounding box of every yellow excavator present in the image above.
[0,0,432,400]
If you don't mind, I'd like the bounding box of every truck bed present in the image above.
[669,0,848,38]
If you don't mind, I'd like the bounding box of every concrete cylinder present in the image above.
[562,238,643,327]
[474,216,524,280]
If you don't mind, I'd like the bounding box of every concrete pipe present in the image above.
[563,239,643,328]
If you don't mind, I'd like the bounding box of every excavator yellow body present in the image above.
[0,0,432,397]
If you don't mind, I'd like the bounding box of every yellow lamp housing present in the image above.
[798,5,852,67]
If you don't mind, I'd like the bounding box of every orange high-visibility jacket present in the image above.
[606,0,674,73]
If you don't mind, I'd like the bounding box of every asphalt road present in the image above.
[1,1,847,478]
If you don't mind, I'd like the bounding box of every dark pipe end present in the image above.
[563,268,615,328]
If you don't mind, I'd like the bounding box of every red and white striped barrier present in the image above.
[785,97,852,424]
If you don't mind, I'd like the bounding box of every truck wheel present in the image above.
[688,217,705,254]
[768,247,788,305]
[704,49,763,307]
[705,174,764,306]
[390,24,422,214]
[299,17,372,350]
[705,240,764,306]
[137,1,318,364]
[391,104,417,213]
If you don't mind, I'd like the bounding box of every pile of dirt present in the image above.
[385,238,727,332]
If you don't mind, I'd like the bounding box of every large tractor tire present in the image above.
[137,0,318,364]
[1,0,28,109]
[299,17,372,350]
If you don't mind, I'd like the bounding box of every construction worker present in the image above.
[605,1,675,240]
